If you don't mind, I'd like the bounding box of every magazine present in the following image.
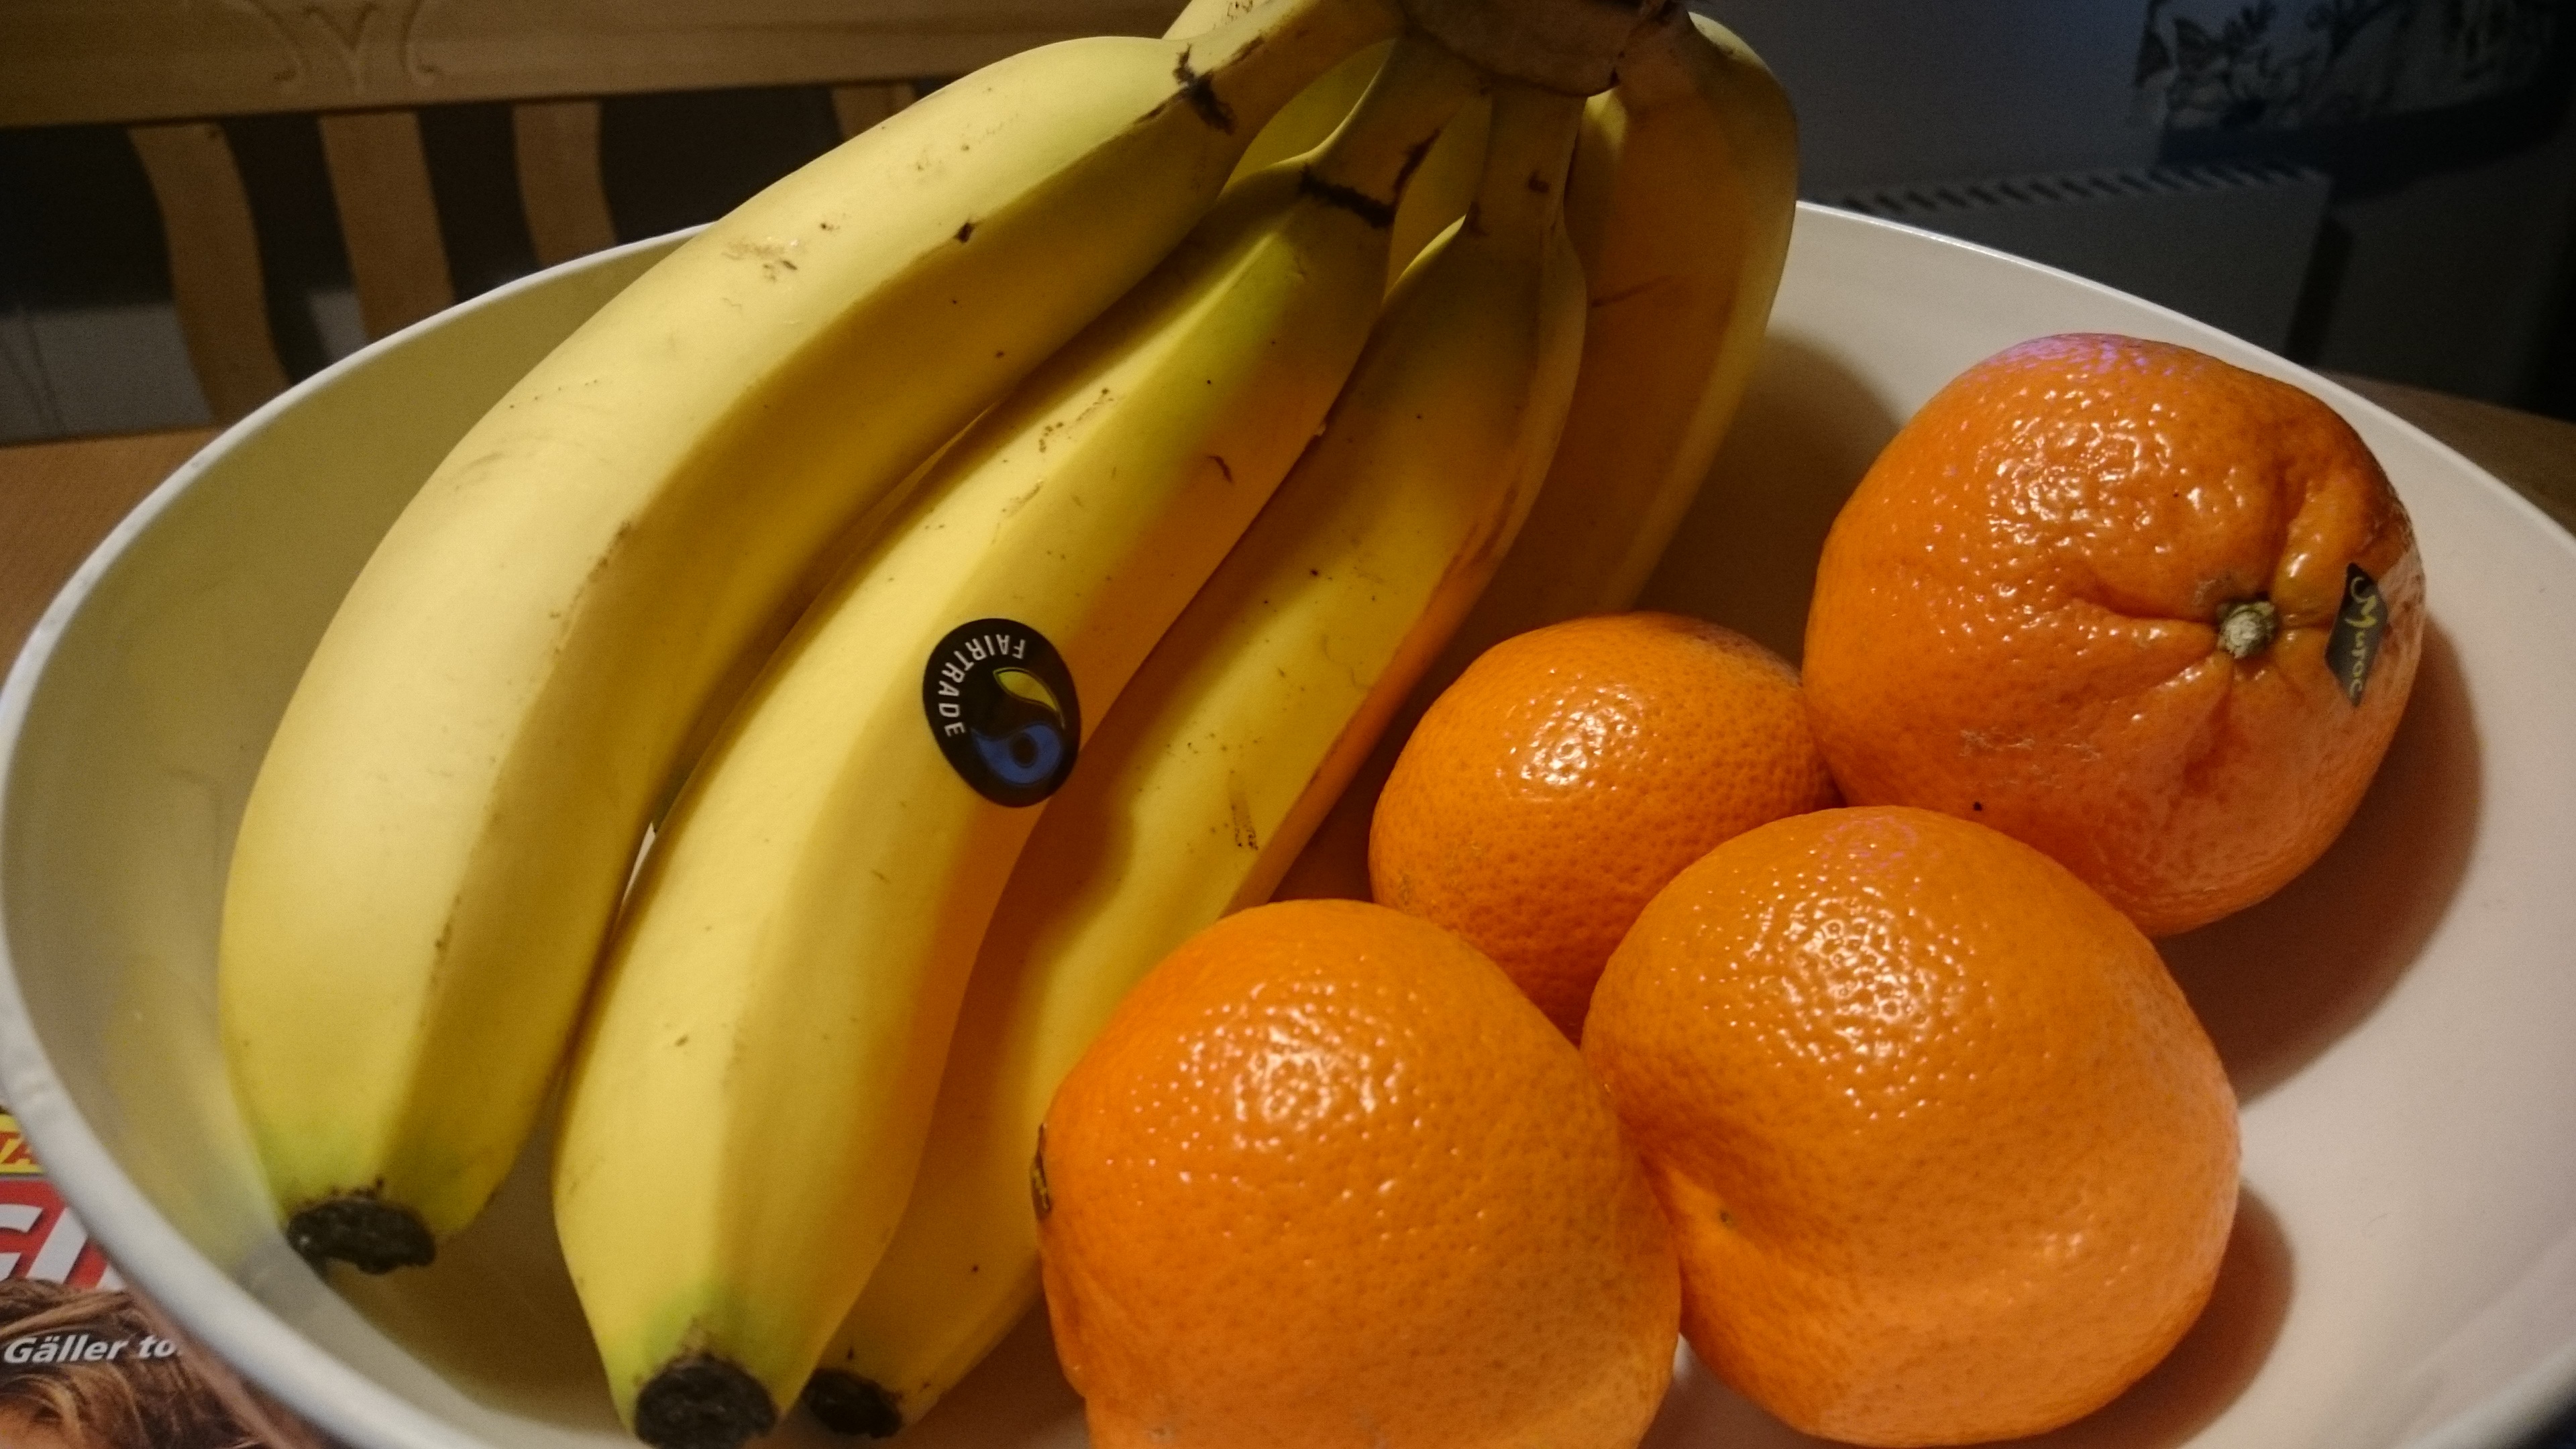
[0,1107,338,1449]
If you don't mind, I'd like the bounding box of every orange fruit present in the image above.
[1584,806,2239,1446]
[1035,898,1680,1449]
[1368,612,1837,1036]
[1802,333,2424,936]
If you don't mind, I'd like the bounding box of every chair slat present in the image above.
[513,100,619,266]
[1,1,1181,129]
[830,82,919,141]
[125,121,292,423]
[20,2,1190,442]
[318,109,455,341]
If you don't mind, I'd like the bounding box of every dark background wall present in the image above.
[4,0,2573,441]
[1705,0,2576,409]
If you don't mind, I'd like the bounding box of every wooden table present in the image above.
[9,376,2568,672]
[1,424,219,665]
[2332,374,2576,533]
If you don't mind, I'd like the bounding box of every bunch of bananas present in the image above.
[215,0,1795,1444]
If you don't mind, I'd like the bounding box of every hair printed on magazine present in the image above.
[0,1110,336,1449]
[0,1278,262,1449]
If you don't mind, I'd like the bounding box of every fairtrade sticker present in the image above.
[920,619,1081,806]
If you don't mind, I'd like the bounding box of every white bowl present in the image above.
[5,205,2575,1449]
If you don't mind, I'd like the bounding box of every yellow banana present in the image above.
[217,0,1401,1274]
[803,79,1590,1438]
[1232,46,1387,175]
[1226,39,1492,290]
[1492,6,1798,629]
[1183,0,1487,291]
[1273,4,1798,900]
[1167,0,1261,34]
[551,40,1484,1449]
[1389,89,1493,286]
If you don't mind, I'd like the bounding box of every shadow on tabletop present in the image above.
[1642,335,1902,665]
[1641,1187,2295,1449]
[2158,621,2481,1102]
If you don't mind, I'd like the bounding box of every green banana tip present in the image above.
[803,1371,906,1438]
[282,1193,435,1275]
[633,1354,777,1449]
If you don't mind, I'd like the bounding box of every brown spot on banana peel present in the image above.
[1173,49,1240,133]
[1229,770,1260,849]
[1297,168,1399,229]
[1393,133,1439,197]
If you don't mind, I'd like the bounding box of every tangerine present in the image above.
[1035,898,1679,1449]
[1584,805,2239,1446]
[1368,611,1837,1036]
[1802,333,2424,936]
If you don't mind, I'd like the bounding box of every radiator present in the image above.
[1825,161,2334,354]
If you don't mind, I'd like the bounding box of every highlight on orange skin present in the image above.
[1370,612,1837,1036]
[1585,806,2241,1446]
[1801,333,2423,936]
[1037,898,1680,1449]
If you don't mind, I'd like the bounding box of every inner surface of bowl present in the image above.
[5,208,2575,1449]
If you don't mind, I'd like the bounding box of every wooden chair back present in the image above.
[1,1,1179,423]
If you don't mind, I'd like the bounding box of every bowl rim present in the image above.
[0,227,693,1449]
[1,205,2571,1449]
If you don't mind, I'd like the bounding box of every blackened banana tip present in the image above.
[283,1193,435,1274]
[804,1369,907,1438]
[635,1354,777,1449]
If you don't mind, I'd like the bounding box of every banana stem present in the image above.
[1596,1,1700,110]
[1303,34,1485,217]
[1189,0,1650,98]
[1467,83,1585,240]
[1396,0,1648,95]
